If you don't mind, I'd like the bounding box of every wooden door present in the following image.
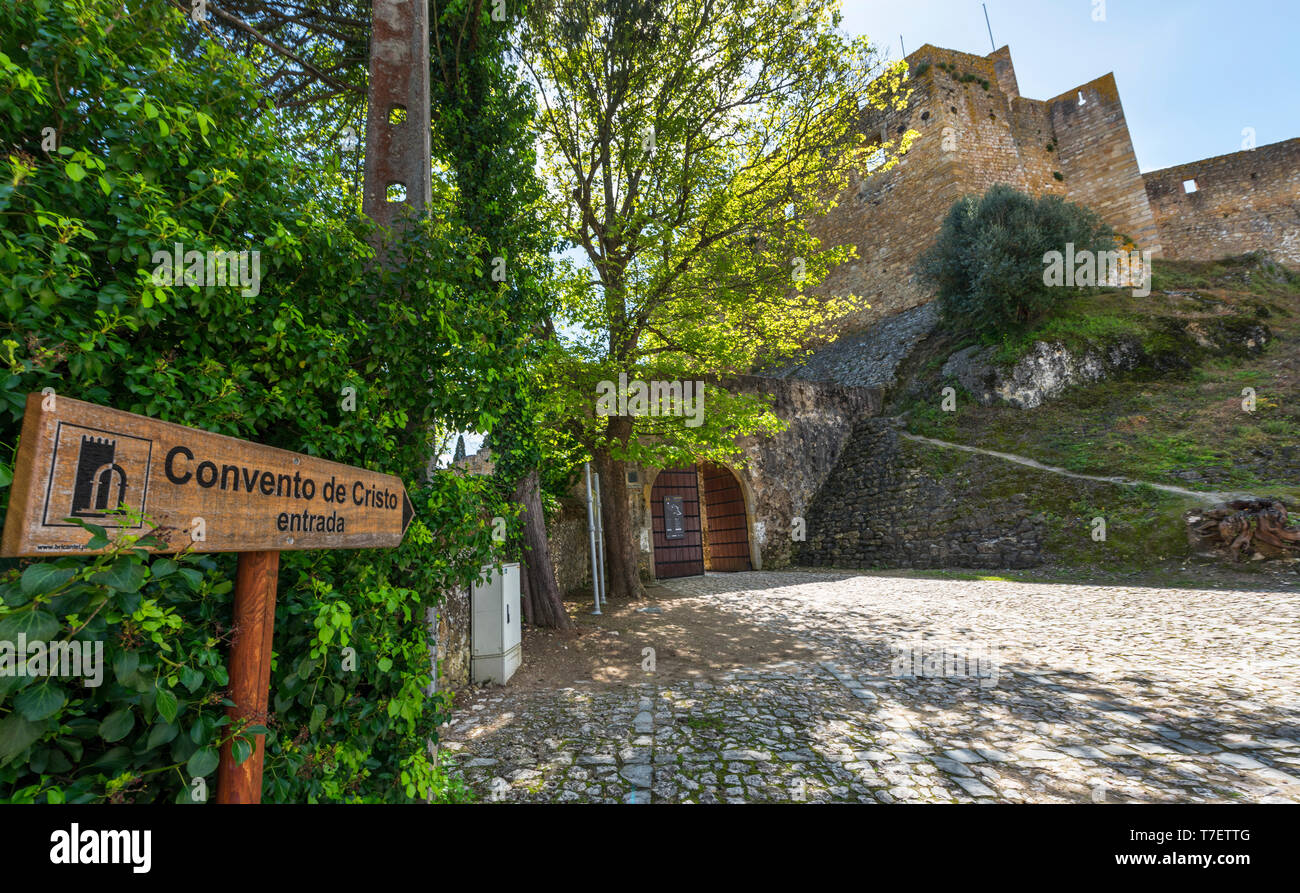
[702,462,751,571]
[650,468,704,579]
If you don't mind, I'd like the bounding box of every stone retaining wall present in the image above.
[797,418,1045,569]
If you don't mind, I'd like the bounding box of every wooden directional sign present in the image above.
[1,393,415,557]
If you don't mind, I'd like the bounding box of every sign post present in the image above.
[1,394,415,803]
[216,550,280,804]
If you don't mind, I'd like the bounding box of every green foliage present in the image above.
[933,62,988,89]
[430,0,562,512]
[917,184,1114,337]
[1,0,512,802]
[1151,251,1300,297]
[526,0,910,478]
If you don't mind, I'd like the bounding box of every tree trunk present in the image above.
[513,468,572,629]
[1185,498,1300,561]
[595,416,646,600]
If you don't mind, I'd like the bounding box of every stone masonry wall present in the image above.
[805,47,960,330]
[431,585,470,692]
[797,418,1046,570]
[729,376,881,569]
[1049,73,1162,251]
[546,497,594,596]
[1143,138,1300,266]
[809,44,1160,335]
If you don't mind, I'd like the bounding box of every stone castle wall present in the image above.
[728,375,881,569]
[614,376,881,577]
[810,44,1157,332]
[1048,73,1161,249]
[810,44,1297,337]
[1144,138,1300,266]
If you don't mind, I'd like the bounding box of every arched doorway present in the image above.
[649,463,753,579]
[650,468,704,579]
[701,462,752,572]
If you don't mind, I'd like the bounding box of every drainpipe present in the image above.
[594,471,607,608]
[584,462,602,615]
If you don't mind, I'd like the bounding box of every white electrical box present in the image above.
[472,562,521,685]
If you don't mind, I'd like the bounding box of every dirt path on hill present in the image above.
[900,432,1245,501]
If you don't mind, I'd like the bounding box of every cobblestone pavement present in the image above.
[442,570,1300,803]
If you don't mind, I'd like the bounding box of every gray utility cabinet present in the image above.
[471,562,521,685]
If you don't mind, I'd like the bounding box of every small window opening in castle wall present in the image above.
[1183,179,1199,194]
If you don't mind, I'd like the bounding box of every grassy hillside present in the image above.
[898,254,1300,506]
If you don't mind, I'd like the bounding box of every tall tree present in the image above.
[522,0,912,597]
[166,1,371,196]
[431,0,572,628]
[192,0,572,626]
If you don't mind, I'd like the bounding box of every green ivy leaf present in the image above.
[155,686,178,724]
[65,162,86,182]
[1,581,31,609]
[147,722,178,749]
[187,745,219,778]
[0,713,44,766]
[91,746,132,774]
[151,559,178,579]
[0,610,60,643]
[232,737,252,765]
[179,666,204,692]
[20,563,75,597]
[89,557,146,593]
[98,708,134,742]
[15,681,66,721]
[112,650,140,685]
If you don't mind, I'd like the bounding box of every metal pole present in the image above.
[594,472,607,607]
[584,462,602,615]
[216,550,280,803]
[362,0,431,231]
[983,3,996,52]
[900,35,905,58]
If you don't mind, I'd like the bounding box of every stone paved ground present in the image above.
[441,570,1300,803]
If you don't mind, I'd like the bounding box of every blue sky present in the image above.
[839,0,1300,172]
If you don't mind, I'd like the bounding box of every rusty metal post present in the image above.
[362,0,432,230]
[216,550,280,804]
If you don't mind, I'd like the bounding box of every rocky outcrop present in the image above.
[942,340,1143,409]
[942,317,1269,409]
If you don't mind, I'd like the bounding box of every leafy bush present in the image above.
[916,184,1114,337]
[1,0,511,802]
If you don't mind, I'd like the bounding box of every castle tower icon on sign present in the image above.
[72,435,128,516]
